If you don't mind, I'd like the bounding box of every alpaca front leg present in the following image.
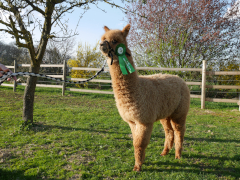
[129,122,153,171]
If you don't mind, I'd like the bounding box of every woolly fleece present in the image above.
[100,24,190,172]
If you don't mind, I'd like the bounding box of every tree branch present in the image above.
[15,39,28,48]
[6,0,36,64]
[36,1,55,63]
[0,28,14,35]
[25,0,45,15]
[51,1,91,25]
[103,0,167,24]
[0,19,11,28]
[9,18,26,38]
[0,2,11,12]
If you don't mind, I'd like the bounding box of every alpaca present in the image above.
[100,24,190,172]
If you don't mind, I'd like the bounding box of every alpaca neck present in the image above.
[108,52,138,94]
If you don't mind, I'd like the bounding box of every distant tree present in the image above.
[0,42,30,65]
[126,0,240,70]
[67,42,105,88]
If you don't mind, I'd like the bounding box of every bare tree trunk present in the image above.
[22,65,40,124]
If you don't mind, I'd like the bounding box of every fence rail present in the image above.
[2,60,240,110]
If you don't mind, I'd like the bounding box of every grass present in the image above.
[0,86,240,180]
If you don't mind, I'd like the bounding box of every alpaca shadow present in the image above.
[0,169,36,180]
[184,136,240,143]
[151,134,240,144]
[144,154,240,178]
[31,122,130,136]
[32,122,240,144]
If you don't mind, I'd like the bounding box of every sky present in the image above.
[0,0,128,51]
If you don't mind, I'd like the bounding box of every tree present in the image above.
[67,41,105,88]
[126,0,240,70]
[0,0,99,124]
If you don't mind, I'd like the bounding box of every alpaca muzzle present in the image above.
[100,40,115,65]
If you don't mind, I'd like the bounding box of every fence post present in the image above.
[13,60,17,92]
[201,60,206,109]
[238,94,240,111]
[62,60,66,96]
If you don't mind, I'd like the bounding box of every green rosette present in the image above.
[115,43,135,75]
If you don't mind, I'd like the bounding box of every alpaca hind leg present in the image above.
[170,117,186,159]
[160,118,174,156]
[128,122,153,171]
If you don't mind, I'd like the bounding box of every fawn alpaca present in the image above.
[100,24,190,171]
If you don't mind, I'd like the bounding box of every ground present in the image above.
[0,86,240,179]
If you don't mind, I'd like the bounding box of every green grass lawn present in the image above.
[0,86,240,180]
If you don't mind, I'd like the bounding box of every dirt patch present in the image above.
[68,174,82,180]
[128,134,133,139]
[67,151,94,166]
[0,149,13,163]
[204,110,215,114]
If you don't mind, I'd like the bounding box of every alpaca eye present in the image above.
[112,40,117,44]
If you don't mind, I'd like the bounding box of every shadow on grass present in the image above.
[32,122,130,135]
[150,134,240,144]
[31,122,240,144]
[0,169,42,180]
[187,153,240,161]
[144,154,240,178]
[184,136,240,143]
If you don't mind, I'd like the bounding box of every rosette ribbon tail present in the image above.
[115,43,135,75]
[119,55,135,75]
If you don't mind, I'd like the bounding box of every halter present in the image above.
[105,41,115,65]
[104,40,131,65]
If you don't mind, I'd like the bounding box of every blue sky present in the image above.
[65,1,127,47]
[0,0,128,49]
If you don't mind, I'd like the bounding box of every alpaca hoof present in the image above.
[160,153,168,156]
[175,155,181,159]
[133,165,141,172]
[160,150,169,156]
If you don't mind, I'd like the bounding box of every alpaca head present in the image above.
[100,24,131,64]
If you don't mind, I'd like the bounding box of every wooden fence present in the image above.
[2,60,240,110]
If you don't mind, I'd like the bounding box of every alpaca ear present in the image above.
[122,24,131,37]
[104,26,110,32]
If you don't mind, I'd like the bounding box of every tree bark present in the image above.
[22,65,40,124]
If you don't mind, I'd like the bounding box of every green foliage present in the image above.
[0,86,240,179]
[217,61,240,86]
[205,61,240,99]
[67,42,105,88]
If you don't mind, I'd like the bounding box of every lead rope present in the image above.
[0,60,107,85]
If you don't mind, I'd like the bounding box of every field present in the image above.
[0,86,240,180]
